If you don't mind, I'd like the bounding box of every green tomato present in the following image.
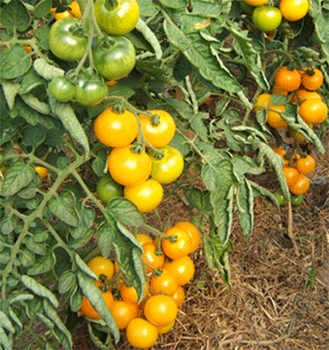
[252,6,282,31]
[274,191,288,206]
[96,174,124,203]
[49,76,75,102]
[49,17,87,61]
[291,194,303,206]
[93,36,136,80]
[74,73,108,106]
[150,145,184,184]
[94,0,140,35]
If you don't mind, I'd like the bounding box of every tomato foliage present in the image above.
[0,0,328,349]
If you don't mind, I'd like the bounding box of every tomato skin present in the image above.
[283,166,299,187]
[109,300,138,330]
[94,0,140,35]
[137,234,153,246]
[279,0,309,21]
[275,66,301,92]
[274,191,288,206]
[254,93,271,111]
[162,226,192,260]
[171,286,185,307]
[94,108,138,147]
[150,145,184,184]
[87,256,115,281]
[138,110,176,148]
[49,18,87,61]
[107,146,152,187]
[96,174,123,203]
[252,6,282,31]
[274,147,289,167]
[54,10,74,20]
[299,99,328,124]
[49,76,75,102]
[93,36,136,80]
[289,173,310,195]
[69,0,82,18]
[126,318,158,349]
[74,75,108,106]
[80,286,114,319]
[301,68,324,91]
[163,256,195,286]
[142,243,165,274]
[291,194,304,206]
[294,154,316,174]
[150,268,179,296]
[35,166,48,181]
[266,104,287,129]
[157,320,175,334]
[291,89,322,104]
[245,0,268,5]
[144,295,178,327]
[120,280,149,305]
[174,221,200,253]
[124,179,163,213]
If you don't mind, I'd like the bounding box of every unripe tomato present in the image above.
[150,145,184,184]
[144,295,178,327]
[126,318,158,349]
[274,191,288,206]
[291,194,304,206]
[299,99,328,124]
[94,108,138,148]
[49,76,75,102]
[74,74,108,106]
[252,6,282,31]
[138,110,176,148]
[162,226,192,260]
[124,179,163,213]
[266,104,287,129]
[107,146,152,187]
[96,174,123,203]
[289,173,310,195]
[163,256,195,286]
[301,68,324,91]
[279,0,309,21]
[274,66,301,92]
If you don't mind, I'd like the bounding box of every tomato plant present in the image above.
[49,76,76,102]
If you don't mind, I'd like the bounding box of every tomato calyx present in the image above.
[148,148,165,160]
[104,0,119,11]
[111,100,126,114]
[68,23,85,37]
[130,143,144,155]
[150,113,161,127]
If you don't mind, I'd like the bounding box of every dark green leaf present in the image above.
[0,216,17,235]
[0,311,15,333]
[75,253,98,280]
[236,179,254,238]
[107,198,145,227]
[24,236,47,255]
[34,0,52,18]
[173,54,192,81]
[34,27,51,51]
[0,45,31,79]
[22,124,47,147]
[1,0,31,32]
[96,221,115,258]
[58,271,77,295]
[19,68,47,95]
[88,324,114,350]
[70,286,83,313]
[53,247,72,278]
[0,325,12,350]
[27,252,56,276]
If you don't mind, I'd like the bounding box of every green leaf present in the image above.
[22,124,47,147]
[159,0,188,8]
[0,325,12,350]
[58,271,77,295]
[249,180,280,207]
[173,53,192,81]
[1,80,21,109]
[9,293,34,304]
[0,216,17,235]
[96,221,115,258]
[88,324,115,350]
[43,299,73,350]
[0,160,35,196]
[138,0,158,16]
[107,198,145,227]
[49,96,90,155]
[21,275,59,308]
[75,253,98,281]
[117,222,143,254]
[1,0,31,32]
[34,0,52,18]
[183,186,212,213]
[33,58,64,81]
[27,252,56,276]
[163,18,242,94]
[34,26,51,51]
[70,206,95,239]
[190,112,208,140]
[236,179,254,238]
[0,45,31,79]
[77,271,120,343]
[8,307,22,329]
[24,235,46,255]
[0,311,15,333]
[69,228,94,250]
[19,68,47,94]
[48,190,80,227]
[53,247,72,278]
[20,93,50,115]
[70,285,83,312]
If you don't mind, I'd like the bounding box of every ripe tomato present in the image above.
[254,93,271,111]
[174,221,200,253]
[93,36,136,81]
[294,154,316,174]
[252,6,282,31]
[150,145,184,184]
[109,300,138,329]
[301,68,324,91]
[120,280,149,305]
[144,295,178,327]
[291,194,304,206]
[142,243,165,273]
[94,0,140,36]
[138,110,176,148]
[124,179,163,213]
[289,173,310,195]
[150,268,178,296]
[80,285,114,319]
[54,10,74,20]
[274,147,289,166]
[163,256,195,286]
[291,89,322,104]
[96,174,123,204]
[137,233,153,246]
[107,145,152,187]
[283,166,299,187]
[274,66,301,92]
[274,191,288,206]
[299,99,328,124]
[126,318,158,349]
[49,76,75,102]
[279,0,309,21]
[35,166,48,181]
[171,286,185,307]
[49,17,87,61]
[94,108,138,148]
[87,256,114,281]
[245,0,268,5]
[266,104,287,129]
[69,0,82,18]
[157,320,175,335]
[272,85,288,95]
[74,74,108,106]
[162,226,192,260]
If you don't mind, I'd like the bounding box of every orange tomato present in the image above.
[35,166,48,181]
[283,166,299,187]
[109,300,138,329]
[144,294,178,327]
[142,243,165,274]
[120,280,149,305]
[291,89,322,104]
[171,286,185,307]
[274,66,301,92]
[174,221,201,253]
[161,226,192,260]
[299,99,328,124]
[301,68,324,91]
[254,93,271,111]
[289,173,310,195]
[150,268,178,296]
[294,154,316,174]
[274,147,289,166]
[267,105,287,129]
[163,256,195,286]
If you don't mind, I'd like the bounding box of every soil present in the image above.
[70,128,329,350]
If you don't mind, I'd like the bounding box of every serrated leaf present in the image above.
[77,271,120,343]
[1,160,35,196]
[1,0,31,32]
[0,45,31,79]
[21,275,59,308]
[34,0,52,18]
[1,81,21,109]
[88,323,114,350]
[49,96,90,155]
[236,179,254,238]
[33,58,64,81]
[75,253,98,280]
[107,198,145,227]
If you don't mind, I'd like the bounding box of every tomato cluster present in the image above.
[79,221,200,349]
[244,0,310,32]
[93,108,184,212]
